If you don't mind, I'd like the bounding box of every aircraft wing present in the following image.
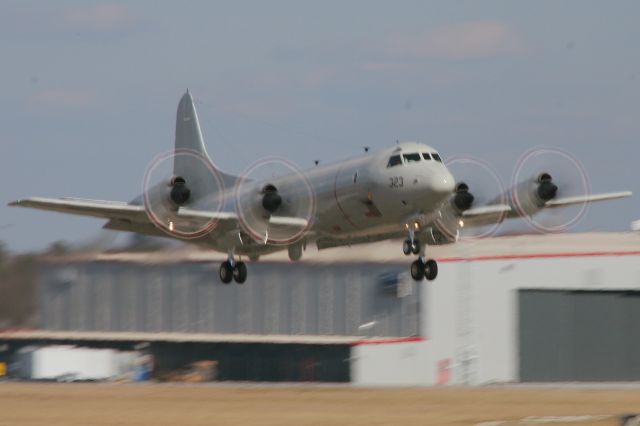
[8,197,147,221]
[178,207,309,239]
[431,190,632,234]
[177,208,308,228]
[462,204,512,218]
[544,191,632,208]
[9,197,310,240]
[459,190,633,228]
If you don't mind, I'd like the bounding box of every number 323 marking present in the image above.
[389,176,404,188]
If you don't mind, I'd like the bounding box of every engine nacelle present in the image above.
[452,182,474,213]
[169,176,191,205]
[421,193,466,244]
[423,225,457,245]
[510,172,558,216]
[261,184,282,213]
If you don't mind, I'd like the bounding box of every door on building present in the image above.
[519,289,640,381]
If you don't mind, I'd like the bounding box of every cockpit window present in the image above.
[387,155,403,167]
[431,153,442,162]
[403,153,421,163]
[422,153,432,160]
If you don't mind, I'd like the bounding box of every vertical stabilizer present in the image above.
[171,91,238,202]
[174,90,211,175]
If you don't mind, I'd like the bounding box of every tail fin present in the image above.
[173,90,237,190]
[174,90,211,174]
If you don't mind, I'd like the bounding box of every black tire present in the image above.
[233,262,248,284]
[424,259,438,281]
[411,239,421,255]
[288,244,303,261]
[219,261,233,284]
[402,239,412,256]
[410,259,425,281]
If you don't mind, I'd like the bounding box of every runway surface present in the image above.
[1,382,640,425]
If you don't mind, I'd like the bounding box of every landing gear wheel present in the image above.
[424,259,438,281]
[411,239,421,255]
[233,262,247,284]
[288,243,303,261]
[410,259,425,281]
[219,261,233,284]
[402,239,412,256]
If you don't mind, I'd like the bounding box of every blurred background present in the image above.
[1,1,640,387]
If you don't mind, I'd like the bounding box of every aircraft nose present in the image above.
[431,169,455,196]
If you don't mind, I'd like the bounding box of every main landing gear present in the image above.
[219,254,247,284]
[410,257,438,281]
[403,227,438,281]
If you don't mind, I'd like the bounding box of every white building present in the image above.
[3,232,639,384]
[353,232,640,385]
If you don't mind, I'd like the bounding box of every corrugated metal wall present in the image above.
[39,262,420,337]
[519,289,640,381]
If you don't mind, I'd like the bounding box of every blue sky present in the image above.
[1,1,639,251]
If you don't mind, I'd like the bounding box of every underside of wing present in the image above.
[459,204,513,227]
[177,208,309,234]
[316,231,402,250]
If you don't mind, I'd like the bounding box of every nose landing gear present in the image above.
[402,238,420,255]
[402,225,421,255]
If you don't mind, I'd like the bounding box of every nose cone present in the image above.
[431,169,455,196]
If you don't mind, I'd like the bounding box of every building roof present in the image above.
[0,330,363,345]
[40,232,640,265]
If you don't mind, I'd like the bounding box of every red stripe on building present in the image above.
[438,250,640,263]
[352,336,426,346]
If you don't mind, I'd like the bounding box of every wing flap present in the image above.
[268,216,308,227]
[178,208,309,234]
[176,207,237,221]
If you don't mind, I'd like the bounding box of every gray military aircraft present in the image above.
[9,91,632,283]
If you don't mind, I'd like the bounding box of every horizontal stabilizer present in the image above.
[545,191,632,208]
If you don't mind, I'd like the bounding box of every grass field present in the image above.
[1,382,639,425]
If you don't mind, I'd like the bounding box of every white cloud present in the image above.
[386,21,525,60]
[63,3,132,32]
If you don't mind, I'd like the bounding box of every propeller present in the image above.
[434,155,507,241]
[510,147,591,233]
[234,156,316,245]
[142,149,225,239]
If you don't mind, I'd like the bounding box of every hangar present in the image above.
[2,232,639,384]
